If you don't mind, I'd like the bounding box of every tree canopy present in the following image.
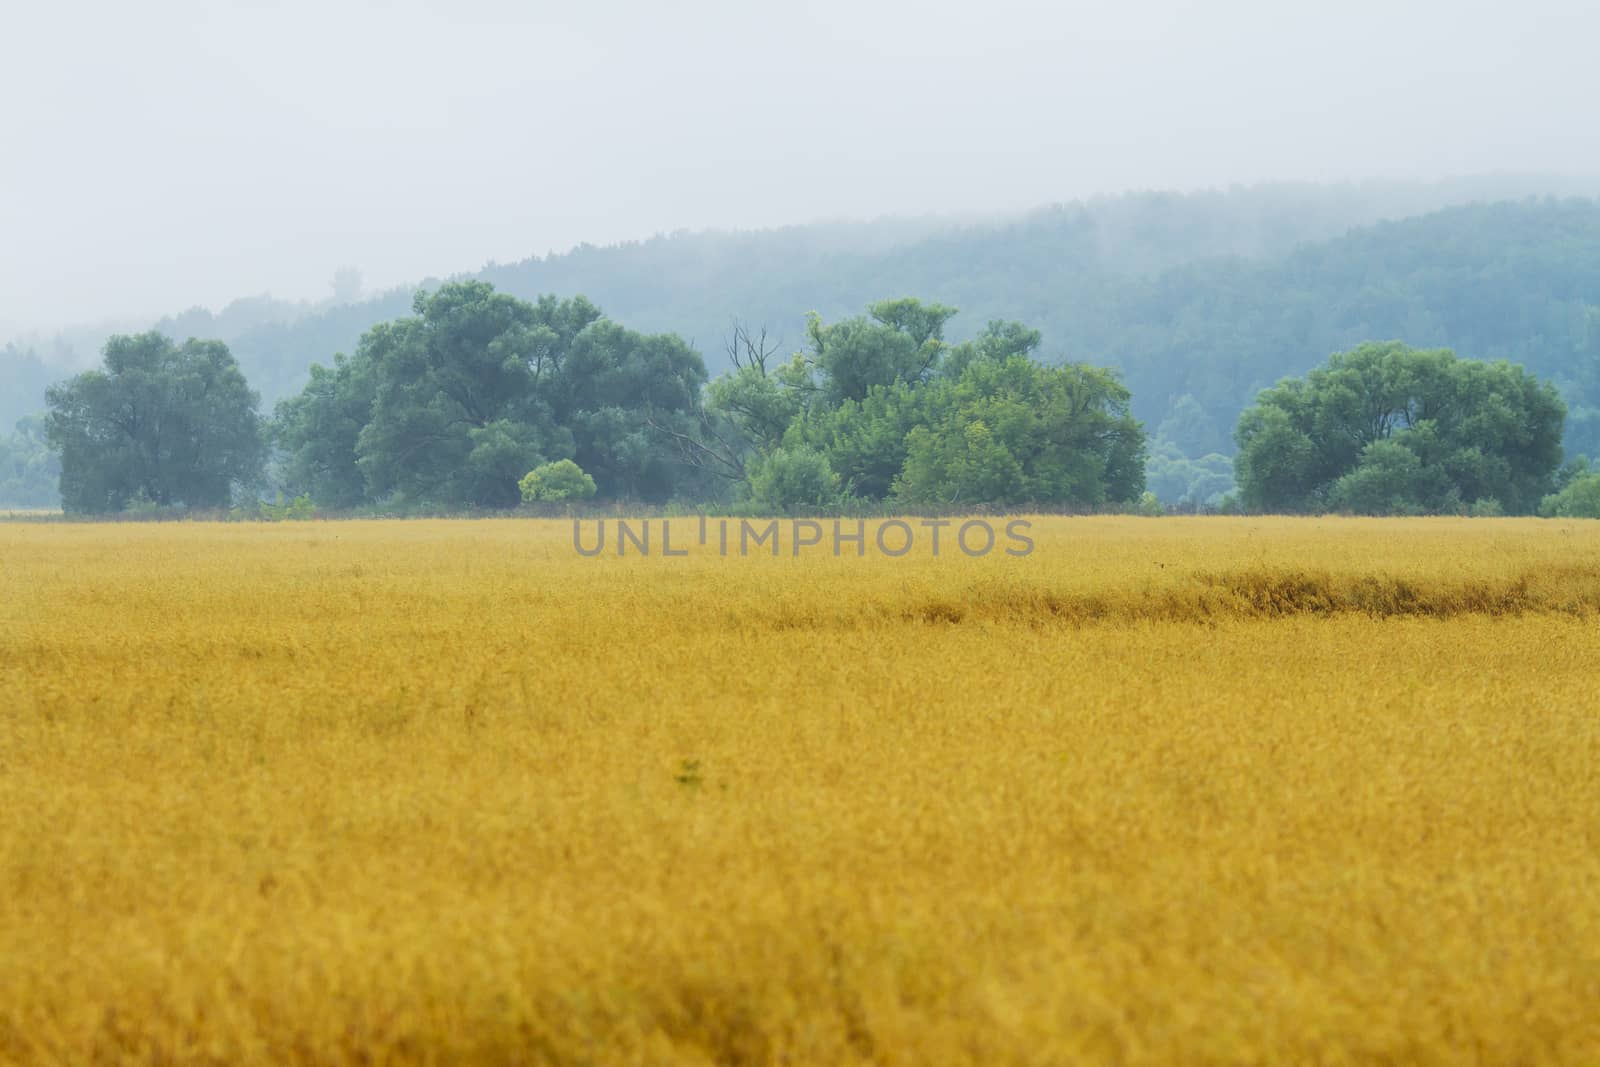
[690,300,1145,511]
[45,333,265,513]
[1540,459,1600,518]
[1234,342,1565,514]
[0,416,60,508]
[274,281,709,508]
[16,186,1600,505]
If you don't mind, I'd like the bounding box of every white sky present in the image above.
[2,0,1597,335]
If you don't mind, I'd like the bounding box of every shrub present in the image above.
[519,460,598,504]
[1540,473,1600,518]
[259,494,319,521]
[745,446,841,512]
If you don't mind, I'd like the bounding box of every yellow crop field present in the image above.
[3,516,1600,1065]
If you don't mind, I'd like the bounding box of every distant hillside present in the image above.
[5,177,1600,462]
[0,346,59,433]
[272,194,1600,460]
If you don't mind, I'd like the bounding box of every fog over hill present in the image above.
[7,177,1600,456]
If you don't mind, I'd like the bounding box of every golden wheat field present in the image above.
[3,516,1600,1066]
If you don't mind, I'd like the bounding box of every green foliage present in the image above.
[939,320,1043,379]
[0,345,65,438]
[558,321,708,501]
[797,381,927,500]
[274,281,707,508]
[1145,440,1235,509]
[890,357,1145,507]
[898,419,1024,506]
[1326,440,1440,516]
[352,284,582,507]
[704,357,811,455]
[706,301,1144,510]
[271,351,375,508]
[519,459,598,503]
[1235,341,1565,514]
[120,492,188,519]
[45,333,265,514]
[0,415,61,508]
[1137,492,1165,517]
[808,298,955,404]
[493,195,1600,463]
[744,445,841,512]
[1153,395,1228,459]
[45,189,1600,474]
[240,493,318,521]
[1540,470,1600,518]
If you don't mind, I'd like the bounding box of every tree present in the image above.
[897,419,1025,506]
[1235,341,1565,514]
[799,380,927,499]
[0,345,61,436]
[808,298,956,404]
[695,301,1150,509]
[0,415,61,508]
[556,321,708,501]
[891,356,1145,507]
[687,333,818,485]
[1145,440,1235,509]
[519,459,597,503]
[1326,439,1442,515]
[274,288,1140,511]
[353,284,583,507]
[745,445,841,512]
[1540,459,1600,518]
[939,320,1043,379]
[271,350,376,508]
[276,281,709,508]
[1153,394,1227,458]
[149,196,1600,467]
[45,333,265,513]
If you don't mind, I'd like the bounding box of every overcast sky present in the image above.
[3,0,1597,337]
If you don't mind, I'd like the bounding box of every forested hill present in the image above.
[6,183,1600,462]
[476,196,1600,459]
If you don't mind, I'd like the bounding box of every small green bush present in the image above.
[744,446,842,513]
[519,460,598,504]
[1540,473,1600,518]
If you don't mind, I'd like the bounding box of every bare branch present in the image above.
[646,412,746,481]
[725,318,781,375]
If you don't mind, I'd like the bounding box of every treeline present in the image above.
[0,416,57,507]
[12,180,1600,444]
[36,281,1600,519]
[254,284,1140,513]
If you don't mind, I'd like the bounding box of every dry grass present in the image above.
[2,516,1599,1065]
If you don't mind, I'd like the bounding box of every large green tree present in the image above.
[699,299,1145,509]
[892,356,1145,507]
[1234,341,1565,513]
[274,281,708,507]
[45,333,265,513]
[271,350,376,508]
[353,284,582,507]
